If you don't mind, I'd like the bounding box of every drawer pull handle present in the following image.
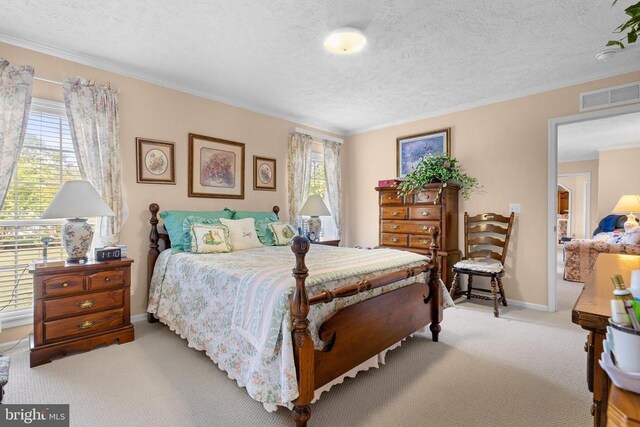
[76,300,95,309]
[390,224,399,230]
[420,225,430,231]
[77,320,96,330]
[390,237,399,243]
[421,211,430,216]
[391,211,398,216]
[420,239,430,244]
[61,282,69,288]
[105,277,111,282]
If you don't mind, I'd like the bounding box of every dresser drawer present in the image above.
[381,206,408,219]
[408,206,441,220]
[411,190,439,204]
[380,192,404,205]
[381,233,408,247]
[88,270,125,291]
[381,220,440,234]
[43,289,124,321]
[43,274,84,297]
[409,234,441,249]
[44,308,124,343]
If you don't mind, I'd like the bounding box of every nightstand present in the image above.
[311,239,340,247]
[30,259,135,367]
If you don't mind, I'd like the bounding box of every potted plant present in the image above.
[607,1,639,49]
[395,154,480,203]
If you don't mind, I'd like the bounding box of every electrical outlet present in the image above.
[509,203,521,214]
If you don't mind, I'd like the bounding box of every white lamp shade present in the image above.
[298,195,331,217]
[41,181,115,219]
[613,195,640,214]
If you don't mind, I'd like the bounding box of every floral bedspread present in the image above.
[147,245,435,409]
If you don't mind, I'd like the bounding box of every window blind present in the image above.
[0,99,81,322]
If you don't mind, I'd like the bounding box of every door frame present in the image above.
[547,103,640,312]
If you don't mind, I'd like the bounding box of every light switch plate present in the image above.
[509,203,521,214]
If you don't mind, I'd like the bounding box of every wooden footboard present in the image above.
[290,229,441,427]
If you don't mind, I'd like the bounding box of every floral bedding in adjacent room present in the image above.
[147,245,444,410]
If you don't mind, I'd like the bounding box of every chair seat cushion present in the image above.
[454,259,504,274]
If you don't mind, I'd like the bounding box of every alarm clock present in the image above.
[95,247,122,262]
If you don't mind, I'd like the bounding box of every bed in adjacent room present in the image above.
[145,204,451,426]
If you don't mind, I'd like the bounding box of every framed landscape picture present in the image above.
[136,138,176,184]
[253,156,276,191]
[188,133,245,199]
[396,128,451,177]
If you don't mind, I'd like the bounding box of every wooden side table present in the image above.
[608,385,640,426]
[30,258,135,367]
[311,239,340,247]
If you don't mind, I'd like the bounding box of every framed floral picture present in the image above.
[396,128,451,177]
[188,133,245,199]
[253,156,276,191]
[136,138,176,184]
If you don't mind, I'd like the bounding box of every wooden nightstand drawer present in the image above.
[43,274,84,296]
[44,308,124,343]
[43,289,124,321]
[88,270,124,290]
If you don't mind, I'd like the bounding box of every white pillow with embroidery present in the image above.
[189,224,232,253]
[621,226,640,246]
[219,218,264,250]
[268,223,297,246]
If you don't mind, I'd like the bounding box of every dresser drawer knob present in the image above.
[390,237,399,243]
[420,225,430,231]
[61,282,69,288]
[391,211,398,216]
[420,239,430,244]
[76,300,95,309]
[421,211,430,216]
[105,277,111,282]
[390,224,399,230]
[77,320,96,330]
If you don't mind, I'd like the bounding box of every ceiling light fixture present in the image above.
[596,49,617,61]
[324,28,367,55]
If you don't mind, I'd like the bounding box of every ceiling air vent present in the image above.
[580,81,640,112]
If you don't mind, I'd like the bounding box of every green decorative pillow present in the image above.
[231,209,279,222]
[189,224,232,253]
[255,218,279,246]
[182,216,222,252]
[268,223,297,246]
[159,210,233,252]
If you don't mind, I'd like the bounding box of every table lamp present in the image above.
[41,181,115,263]
[298,195,331,242]
[613,195,640,232]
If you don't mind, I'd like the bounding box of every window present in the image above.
[0,99,81,326]
[301,143,336,239]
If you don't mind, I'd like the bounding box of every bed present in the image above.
[146,203,448,426]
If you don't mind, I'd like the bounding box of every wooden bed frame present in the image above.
[146,203,443,427]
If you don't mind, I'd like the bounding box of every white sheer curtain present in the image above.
[287,132,313,228]
[63,76,127,247]
[322,139,342,239]
[0,59,34,208]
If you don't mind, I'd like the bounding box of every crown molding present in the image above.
[0,33,347,136]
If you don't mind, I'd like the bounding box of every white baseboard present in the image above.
[131,313,149,323]
[507,299,549,312]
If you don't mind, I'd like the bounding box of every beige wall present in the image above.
[558,160,599,234]
[598,147,640,219]
[345,71,640,307]
[0,42,341,344]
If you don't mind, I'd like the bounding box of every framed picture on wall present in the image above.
[396,128,451,177]
[136,138,176,184]
[253,156,276,191]
[188,133,245,199]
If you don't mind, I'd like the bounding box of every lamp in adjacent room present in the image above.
[41,181,115,263]
[298,195,331,242]
[613,194,640,231]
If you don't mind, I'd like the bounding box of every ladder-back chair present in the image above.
[450,212,515,317]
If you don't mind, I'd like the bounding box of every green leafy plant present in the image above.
[607,1,640,49]
[395,154,480,202]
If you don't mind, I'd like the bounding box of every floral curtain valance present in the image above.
[63,76,127,247]
[0,58,34,209]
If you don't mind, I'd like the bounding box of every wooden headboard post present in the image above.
[147,203,161,323]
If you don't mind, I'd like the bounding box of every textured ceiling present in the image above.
[1,0,639,134]
[558,111,640,162]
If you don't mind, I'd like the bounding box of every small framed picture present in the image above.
[136,138,176,184]
[396,128,451,177]
[253,156,276,191]
[188,133,245,199]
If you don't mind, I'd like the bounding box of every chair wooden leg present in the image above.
[450,271,459,298]
[466,274,473,299]
[497,277,507,306]
[490,277,499,317]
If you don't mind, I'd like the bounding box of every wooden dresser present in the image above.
[376,183,460,286]
[30,259,135,367]
[572,253,640,426]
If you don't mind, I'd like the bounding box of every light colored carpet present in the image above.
[3,254,591,426]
